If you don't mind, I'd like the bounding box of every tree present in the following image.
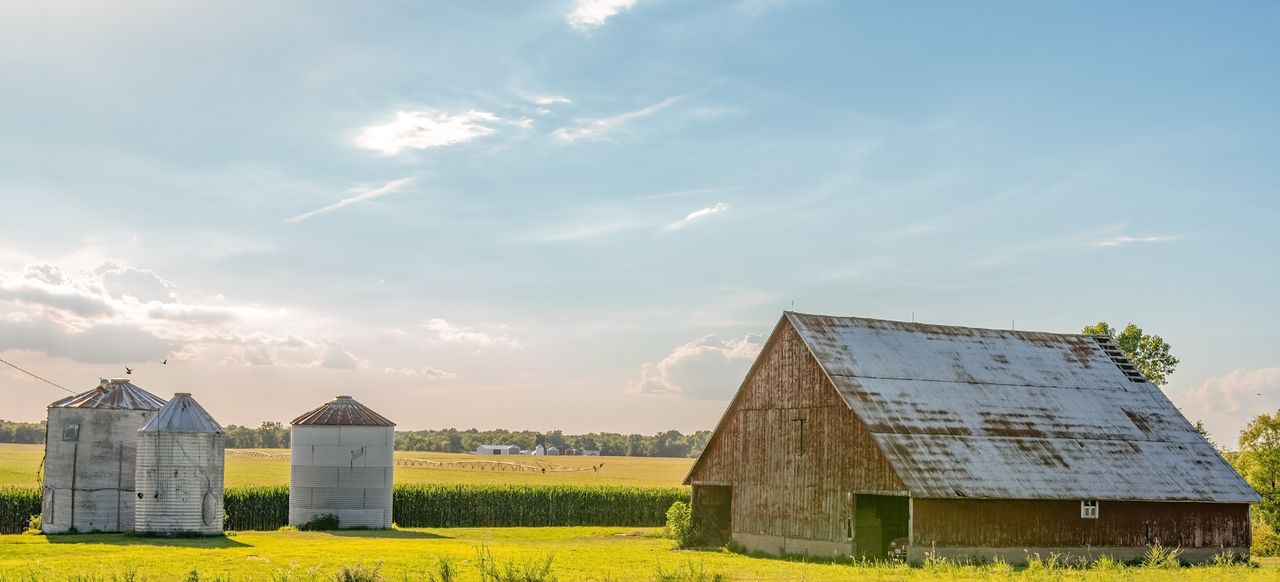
[1081,321,1179,386]
[1235,411,1280,530]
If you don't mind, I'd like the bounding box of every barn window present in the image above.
[1081,500,1099,519]
[62,423,79,442]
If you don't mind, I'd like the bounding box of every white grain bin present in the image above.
[134,393,225,535]
[41,378,167,534]
[289,395,395,529]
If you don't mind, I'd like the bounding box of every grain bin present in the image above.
[289,395,395,529]
[134,393,225,535]
[41,378,166,533]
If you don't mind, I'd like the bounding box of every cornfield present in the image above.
[223,485,289,531]
[1,484,689,533]
[0,486,40,534]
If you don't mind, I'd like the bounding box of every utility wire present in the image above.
[0,356,76,394]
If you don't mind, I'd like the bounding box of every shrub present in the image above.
[23,513,41,534]
[476,546,556,582]
[1141,542,1183,569]
[299,513,340,531]
[1254,519,1280,557]
[652,562,726,582]
[664,501,697,548]
[426,557,456,582]
[332,562,383,582]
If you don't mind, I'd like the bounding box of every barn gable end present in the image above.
[686,316,906,554]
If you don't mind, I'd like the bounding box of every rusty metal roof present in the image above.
[290,395,395,427]
[786,312,1260,503]
[140,393,223,433]
[49,378,167,410]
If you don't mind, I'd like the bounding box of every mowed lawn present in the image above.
[2,528,1279,582]
[0,443,692,488]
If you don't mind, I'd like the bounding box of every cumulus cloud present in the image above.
[354,109,507,155]
[313,340,369,370]
[628,334,763,399]
[422,318,522,349]
[0,262,321,368]
[551,96,681,143]
[665,202,730,231]
[384,365,458,379]
[1090,235,1182,248]
[567,0,637,29]
[1185,367,1280,445]
[286,177,417,224]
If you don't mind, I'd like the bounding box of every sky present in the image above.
[0,1,1277,444]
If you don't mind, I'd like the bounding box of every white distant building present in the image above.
[476,444,520,455]
[582,449,601,457]
[533,444,545,456]
[546,446,561,456]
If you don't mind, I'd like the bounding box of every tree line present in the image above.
[0,418,711,458]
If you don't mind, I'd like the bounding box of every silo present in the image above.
[289,395,395,529]
[41,378,166,533]
[134,393,225,535]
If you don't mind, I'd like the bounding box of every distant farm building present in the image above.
[687,312,1259,563]
[546,446,561,456]
[289,395,395,529]
[582,449,601,457]
[135,392,226,535]
[41,378,167,533]
[477,444,521,455]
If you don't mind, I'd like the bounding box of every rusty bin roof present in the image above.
[49,378,167,411]
[291,395,395,427]
[781,312,1259,503]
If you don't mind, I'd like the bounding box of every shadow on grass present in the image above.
[44,532,250,548]
[317,529,452,540]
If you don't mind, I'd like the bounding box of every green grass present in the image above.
[1,528,1278,581]
[0,443,692,488]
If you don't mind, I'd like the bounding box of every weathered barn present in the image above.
[289,395,395,529]
[686,312,1259,563]
[41,378,166,533]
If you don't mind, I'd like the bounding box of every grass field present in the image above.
[1,527,1279,581]
[0,443,692,488]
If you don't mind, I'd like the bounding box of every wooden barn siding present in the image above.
[690,321,906,542]
[913,498,1251,548]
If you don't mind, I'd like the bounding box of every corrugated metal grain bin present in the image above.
[134,393,226,535]
[41,378,166,534]
[289,395,395,529]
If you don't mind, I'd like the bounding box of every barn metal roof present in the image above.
[290,395,395,427]
[139,393,223,433]
[49,378,167,410]
[786,312,1260,503]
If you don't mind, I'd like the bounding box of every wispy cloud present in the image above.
[551,96,681,143]
[1090,234,1182,248]
[539,221,643,242]
[355,110,503,155]
[286,177,416,224]
[628,334,763,399]
[422,318,522,349]
[567,0,637,30]
[384,365,458,379]
[532,96,572,106]
[665,202,730,231]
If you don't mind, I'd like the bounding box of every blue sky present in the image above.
[1,1,1277,442]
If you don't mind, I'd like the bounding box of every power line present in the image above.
[0,356,76,394]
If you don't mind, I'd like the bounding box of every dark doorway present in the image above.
[853,494,909,559]
[692,485,732,546]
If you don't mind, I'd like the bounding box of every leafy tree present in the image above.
[1235,411,1280,530]
[1081,321,1179,385]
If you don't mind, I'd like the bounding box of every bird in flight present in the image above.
[125,367,133,375]
[161,359,167,365]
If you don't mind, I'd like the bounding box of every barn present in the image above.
[685,312,1259,563]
